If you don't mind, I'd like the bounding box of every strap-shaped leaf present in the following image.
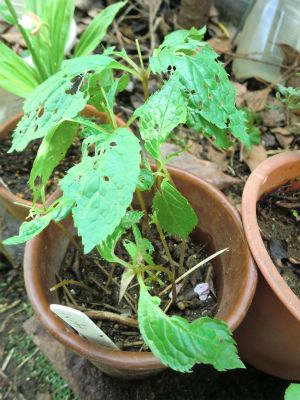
[0,41,39,97]
[60,128,141,253]
[9,55,124,153]
[152,179,197,239]
[138,281,244,372]
[29,120,78,202]
[134,75,187,159]
[74,1,126,57]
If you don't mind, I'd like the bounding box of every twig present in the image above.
[0,370,26,400]
[50,279,97,295]
[1,348,15,371]
[82,309,138,328]
[178,239,187,275]
[159,248,229,297]
[0,299,21,314]
[16,348,39,370]
[123,341,144,348]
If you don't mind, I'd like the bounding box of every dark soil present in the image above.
[58,226,216,351]
[0,134,82,201]
[257,178,300,298]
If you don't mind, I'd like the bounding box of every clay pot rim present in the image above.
[24,166,257,371]
[242,150,300,321]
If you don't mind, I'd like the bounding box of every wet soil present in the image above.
[0,134,82,201]
[257,178,300,298]
[58,226,216,351]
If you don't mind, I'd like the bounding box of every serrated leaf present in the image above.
[138,281,244,372]
[150,31,250,148]
[29,120,78,202]
[74,1,126,57]
[285,384,300,400]
[10,55,127,152]
[3,214,51,245]
[60,128,141,253]
[97,210,143,262]
[135,75,187,159]
[152,179,197,239]
[49,197,74,222]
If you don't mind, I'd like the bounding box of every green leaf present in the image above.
[285,384,300,400]
[3,214,51,245]
[10,55,121,152]
[29,120,78,202]
[134,75,187,159]
[97,210,143,262]
[132,225,154,265]
[74,1,126,57]
[150,31,250,148]
[152,179,197,239]
[138,281,244,372]
[137,168,155,191]
[60,128,141,253]
[0,41,39,97]
[0,4,14,24]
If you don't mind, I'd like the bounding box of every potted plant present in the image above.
[0,0,126,218]
[4,26,257,378]
[234,150,300,380]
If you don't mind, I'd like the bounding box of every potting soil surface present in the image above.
[257,178,300,298]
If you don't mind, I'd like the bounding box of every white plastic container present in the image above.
[233,0,300,83]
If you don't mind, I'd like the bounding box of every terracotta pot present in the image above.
[0,106,124,220]
[235,151,300,380]
[24,166,257,379]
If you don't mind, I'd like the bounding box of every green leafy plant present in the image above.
[285,383,300,400]
[3,22,251,372]
[0,0,126,97]
[276,83,300,126]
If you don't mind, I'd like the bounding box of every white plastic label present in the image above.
[50,304,119,349]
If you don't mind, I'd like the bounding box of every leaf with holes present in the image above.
[152,179,197,239]
[138,280,244,372]
[97,210,143,262]
[134,75,187,159]
[150,32,250,148]
[9,55,128,153]
[29,120,78,202]
[60,128,141,253]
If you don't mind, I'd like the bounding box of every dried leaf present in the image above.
[207,38,231,54]
[245,88,270,112]
[274,132,293,148]
[161,143,240,189]
[242,144,267,171]
[232,82,247,107]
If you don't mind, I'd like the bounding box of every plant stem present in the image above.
[178,239,187,275]
[136,188,148,219]
[4,0,48,81]
[155,220,177,303]
[135,39,144,70]
[100,88,117,129]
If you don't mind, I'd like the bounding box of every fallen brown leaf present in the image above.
[245,88,271,112]
[242,144,268,171]
[207,38,231,54]
[232,82,247,107]
[160,143,240,189]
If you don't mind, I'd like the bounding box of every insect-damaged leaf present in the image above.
[134,75,187,159]
[60,128,141,253]
[9,55,128,152]
[152,179,197,239]
[138,281,244,372]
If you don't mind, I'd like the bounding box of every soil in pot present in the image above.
[257,177,300,298]
[54,224,217,351]
[0,135,82,201]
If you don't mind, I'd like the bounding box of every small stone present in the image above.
[177,301,186,311]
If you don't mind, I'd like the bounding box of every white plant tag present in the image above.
[50,304,119,349]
